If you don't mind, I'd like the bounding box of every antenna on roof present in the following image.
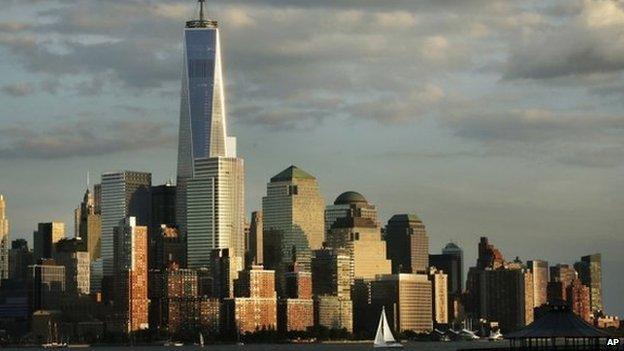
[199,0,206,21]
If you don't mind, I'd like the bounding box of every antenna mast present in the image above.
[199,0,206,21]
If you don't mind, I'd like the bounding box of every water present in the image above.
[2,341,507,351]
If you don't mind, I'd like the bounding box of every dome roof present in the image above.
[334,191,367,205]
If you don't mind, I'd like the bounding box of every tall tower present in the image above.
[385,214,429,274]
[0,195,9,282]
[178,2,245,273]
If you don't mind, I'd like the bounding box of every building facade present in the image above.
[0,195,9,282]
[75,187,102,262]
[27,260,65,313]
[385,214,429,274]
[574,254,603,313]
[429,267,448,325]
[53,238,90,295]
[225,265,277,334]
[528,260,548,308]
[33,222,65,262]
[262,166,324,295]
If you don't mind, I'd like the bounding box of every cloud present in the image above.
[504,1,624,80]
[0,119,176,159]
[1,83,34,97]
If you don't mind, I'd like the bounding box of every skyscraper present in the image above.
[247,211,263,266]
[528,260,549,308]
[262,166,324,295]
[53,238,90,295]
[441,242,463,292]
[113,217,149,332]
[176,1,239,236]
[385,214,429,274]
[0,195,9,282]
[324,192,391,285]
[101,171,151,278]
[176,5,245,276]
[33,222,65,262]
[75,187,102,262]
[574,254,603,313]
[9,239,32,283]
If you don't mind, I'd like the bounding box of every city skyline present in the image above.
[0,0,623,321]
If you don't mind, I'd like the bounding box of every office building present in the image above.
[113,217,149,332]
[27,260,65,313]
[0,195,9,282]
[186,157,244,269]
[247,211,263,266]
[150,183,177,268]
[153,225,185,270]
[53,238,90,295]
[9,239,32,283]
[90,258,103,294]
[262,166,324,295]
[528,260,548,308]
[75,186,102,262]
[441,242,463,292]
[101,171,151,279]
[549,264,577,301]
[429,267,448,325]
[33,222,65,262]
[314,295,353,333]
[224,265,277,334]
[567,278,591,322]
[574,254,603,313]
[371,273,432,333]
[385,214,429,274]
[325,193,391,284]
[311,247,351,299]
[325,191,378,234]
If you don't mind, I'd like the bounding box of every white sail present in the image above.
[374,306,402,348]
[199,332,204,347]
[374,311,385,345]
[381,309,395,343]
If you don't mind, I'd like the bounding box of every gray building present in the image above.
[385,214,429,274]
[574,254,603,312]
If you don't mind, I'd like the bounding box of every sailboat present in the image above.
[199,332,205,347]
[373,306,403,348]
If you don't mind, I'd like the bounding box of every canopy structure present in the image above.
[505,300,613,350]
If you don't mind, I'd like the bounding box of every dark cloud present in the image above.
[0,119,176,159]
[1,83,34,97]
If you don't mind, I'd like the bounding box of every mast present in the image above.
[199,0,205,21]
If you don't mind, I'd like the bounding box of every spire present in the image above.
[199,0,206,21]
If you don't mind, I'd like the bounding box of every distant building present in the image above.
[528,260,549,308]
[311,247,351,299]
[262,166,324,296]
[33,222,65,262]
[0,195,9,282]
[441,242,463,291]
[113,217,149,333]
[75,186,102,262]
[325,192,391,284]
[429,243,463,322]
[385,214,429,274]
[101,171,151,283]
[567,278,591,323]
[27,260,65,313]
[278,268,313,332]
[549,264,577,301]
[429,267,448,325]
[224,265,277,334]
[574,254,603,313]
[247,211,263,266]
[150,183,178,268]
[371,273,432,333]
[53,238,90,295]
[153,225,184,270]
[9,239,32,283]
[90,258,102,294]
[478,268,534,333]
[314,295,353,333]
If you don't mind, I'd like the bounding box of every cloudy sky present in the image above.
[1,0,623,315]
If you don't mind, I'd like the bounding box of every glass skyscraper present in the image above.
[177,4,244,271]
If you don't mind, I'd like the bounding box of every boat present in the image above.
[42,321,67,348]
[373,306,403,348]
[460,328,480,340]
[488,329,504,341]
[199,332,205,347]
[42,343,68,349]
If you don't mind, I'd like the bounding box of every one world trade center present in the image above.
[176,1,244,273]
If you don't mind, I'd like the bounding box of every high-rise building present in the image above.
[0,195,9,282]
[247,211,263,266]
[33,222,65,262]
[385,214,429,274]
[441,242,463,292]
[224,265,277,334]
[113,217,149,332]
[325,191,378,234]
[371,273,433,333]
[53,238,90,295]
[428,267,448,325]
[549,263,577,301]
[75,187,102,262]
[176,2,243,278]
[528,260,548,308]
[325,192,391,285]
[27,260,65,313]
[153,225,185,270]
[9,239,33,283]
[476,237,504,270]
[101,171,151,279]
[574,254,603,313]
[150,183,177,269]
[186,158,244,269]
[279,268,313,332]
[314,295,353,333]
[478,268,534,333]
[567,278,591,322]
[311,247,351,299]
[262,166,324,295]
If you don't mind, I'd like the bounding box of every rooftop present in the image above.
[270,165,316,182]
